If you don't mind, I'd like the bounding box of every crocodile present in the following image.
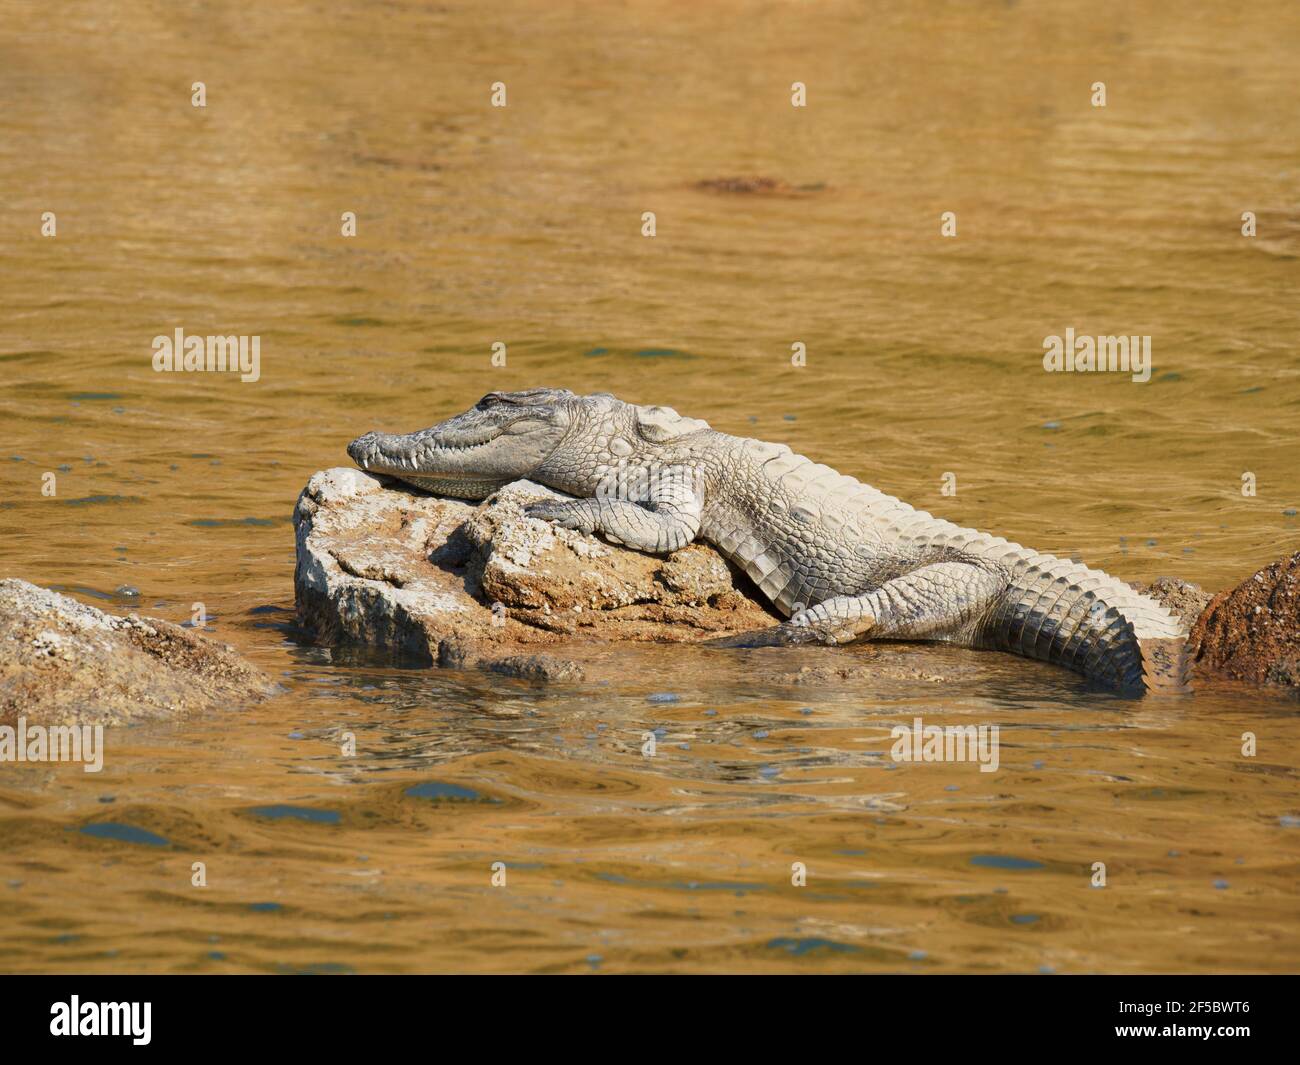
[347,387,1189,693]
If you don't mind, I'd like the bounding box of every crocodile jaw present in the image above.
[346,430,511,498]
[347,391,573,499]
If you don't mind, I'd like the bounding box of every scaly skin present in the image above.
[348,388,1189,693]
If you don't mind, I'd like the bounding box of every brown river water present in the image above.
[1,1,1298,973]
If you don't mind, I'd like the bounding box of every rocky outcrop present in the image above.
[293,468,1300,693]
[293,469,776,673]
[1190,552,1300,688]
[1134,577,1215,632]
[0,579,279,726]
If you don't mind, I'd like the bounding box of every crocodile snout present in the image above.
[347,432,378,467]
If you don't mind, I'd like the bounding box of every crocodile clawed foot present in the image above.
[522,500,587,531]
[788,599,876,645]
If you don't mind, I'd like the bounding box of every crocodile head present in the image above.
[347,387,712,499]
[347,387,577,498]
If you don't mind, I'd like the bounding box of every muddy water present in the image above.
[2,0,1299,973]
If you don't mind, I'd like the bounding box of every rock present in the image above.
[436,636,473,670]
[1190,551,1300,688]
[1133,576,1214,631]
[293,469,776,668]
[0,579,279,726]
[436,636,584,682]
[482,655,586,683]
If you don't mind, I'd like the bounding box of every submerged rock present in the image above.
[293,469,776,669]
[436,636,585,683]
[481,654,587,683]
[1190,552,1300,688]
[0,579,279,725]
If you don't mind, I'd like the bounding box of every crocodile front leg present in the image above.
[711,561,1006,647]
[523,470,703,555]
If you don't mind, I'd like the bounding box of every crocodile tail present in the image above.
[1136,635,1193,694]
[777,484,1191,694]
[883,511,1187,692]
[885,515,1188,693]
[982,551,1191,693]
